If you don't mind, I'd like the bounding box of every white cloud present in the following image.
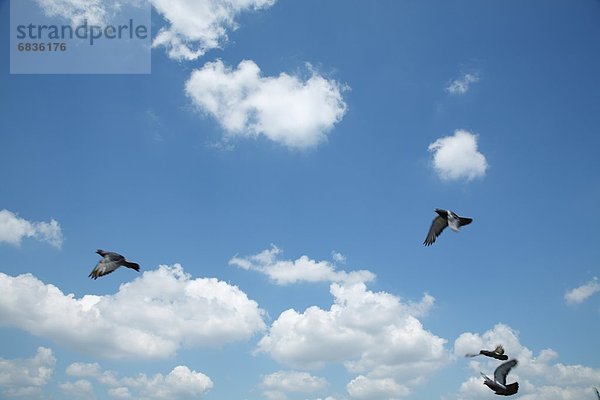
[454,376,490,400]
[59,379,96,399]
[428,130,488,181]
[0,265,265,359]
[66,362,103,377]
[34,0,118,25]
[565,277,600,305]
[451,324,600,400]
[261,370,328,399]
[230,245,374,285]
[0,209,63,248]
[66,363,213,399]
[66,363,119,386]
[256,281,446,393]
[151,0,276,60]
[0,347,56,398]
[446,73,480,95]
[331,251,346,264]
[346,375,409,399]
[185,60,348,149]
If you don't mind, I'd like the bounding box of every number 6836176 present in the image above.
[17,42,66,51]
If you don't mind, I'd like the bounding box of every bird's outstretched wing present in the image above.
[594,387,600,400]
[88,258,120,280]
[494,359,518,385]
[466,351,508,360]
[424,215,448,246]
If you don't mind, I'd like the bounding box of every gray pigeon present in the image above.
[466,345,509,361]
[481,359,519,396]
[89,249,140,280]
[424,208,472,246]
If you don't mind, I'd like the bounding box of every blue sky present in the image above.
[1,0,600,399]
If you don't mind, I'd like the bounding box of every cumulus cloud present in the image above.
[0,347,55,398]
[59,379,96,399]
[257,281,446,396]
[0,265,265,359]
[452,324,600,400]
[185,60,348,149]
[428,130,488,181]
[260,370,328,400]
[35,0,276,62]
[565,277,600,305]
[230,245,374,285]
[34,0,120,25]
[446,73,480,95]
[331,251,346,264]
[151,0,276,60]
[346,375,409,399]
[66,362,213,399]
[0,209,63,248]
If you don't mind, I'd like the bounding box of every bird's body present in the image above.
[88,249,140,280]
[476,350,509,361]
[481,359,519,396]
[423,209,472,246]
[466,345,508,360]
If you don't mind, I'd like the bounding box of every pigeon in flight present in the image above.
[423,208,472,246]
[466,345,509,361]
[481,359,519,396]
[88,249,140,280]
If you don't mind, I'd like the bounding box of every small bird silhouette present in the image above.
[424,208,472,246]
[481,359,519,396]
[466,345,509,361]
[88,249,140,280]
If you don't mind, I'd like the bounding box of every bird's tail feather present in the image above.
[459,217,473,226]
[124,261,140,271]
[503,382,519,395]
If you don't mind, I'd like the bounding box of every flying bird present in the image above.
[423,208,472,246]
[88,249,140,280]
[481,359,519,396]
[466,345,509,361]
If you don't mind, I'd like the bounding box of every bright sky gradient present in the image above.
[2,1,600,399]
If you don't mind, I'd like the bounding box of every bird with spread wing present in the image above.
[481,359,519,396]
[423,208,472,246]
[88,249,140,280]
[466,345,509,361]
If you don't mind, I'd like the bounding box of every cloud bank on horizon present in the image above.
[1,259,598,399]
[0,265,265,359]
